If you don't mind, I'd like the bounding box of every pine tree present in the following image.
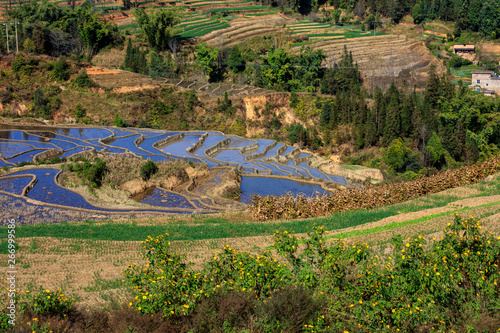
[400,93,414,138]
[321,100,331,126]
[383,83,401,145]
[123,38,133,70]
[374,86,386,137]
[424,65,441,109]
[364,109,378,147]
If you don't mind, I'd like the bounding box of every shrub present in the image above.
[68,158,108,188]
[21,287,75,317]
[257,286,321,332]
[140,160,158,180]
[74,103,86,120]
[52,56,70,81]
[72,69,94,88]
[0,311,13,330]
[113,114,127,127]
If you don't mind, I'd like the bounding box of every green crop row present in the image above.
[189,0,254,8]
[204,5,268,12]
[245,10,277,16]
[179,22,230,38]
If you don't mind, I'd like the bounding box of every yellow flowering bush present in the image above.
[21,288,74,317]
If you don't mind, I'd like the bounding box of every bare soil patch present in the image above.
[85,66,121,76]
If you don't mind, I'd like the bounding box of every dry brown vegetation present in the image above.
[251,154,500,221]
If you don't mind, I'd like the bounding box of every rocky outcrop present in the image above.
[33,149,62,163]
[210,168,241,199]
[119,178,149,196]
[160,169,190,190]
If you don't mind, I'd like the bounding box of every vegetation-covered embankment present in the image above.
[251,154,500,221]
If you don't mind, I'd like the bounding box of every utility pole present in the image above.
[3,23,9,53]
[2,22,18,53]
[14,20,19,53]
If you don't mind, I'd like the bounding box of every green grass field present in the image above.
[6,178,500,243]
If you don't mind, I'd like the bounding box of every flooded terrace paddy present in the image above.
[0,125,346,220]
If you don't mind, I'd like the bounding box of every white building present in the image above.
[470,70,500,95]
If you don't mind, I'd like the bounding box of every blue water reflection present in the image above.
[239,176,329,204]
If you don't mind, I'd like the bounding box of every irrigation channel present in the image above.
[0,125,346,224]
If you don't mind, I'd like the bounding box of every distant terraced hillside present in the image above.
[291,34,445,89]
[200,14,291,46]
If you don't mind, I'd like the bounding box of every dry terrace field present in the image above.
[2,172,500,309]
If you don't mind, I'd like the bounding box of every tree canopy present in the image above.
[133,8,181,51]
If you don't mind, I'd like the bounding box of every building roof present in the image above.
[472,70,495,74]
[453,44,475,50]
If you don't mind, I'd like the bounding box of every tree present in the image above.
[331,9,341,24]
[67,0,76,10]
[389,0,407,23]
[321,45,362,95]
[383,83,401,144]
[33,88,51,119]
[141,160,158,180]
[78,13,117,56]
[72,69,94,88]
[385,138,409,171]
[288,123,309,145]
[122,39,148,74]
[260,47,294,91]
[196,43,223,82]
[32,24,48,54]
[353,0,366,17]
[424,65,441,109]
[134,8,181,51]
[426,131,444,165]
[23,38,35,54]
[149,51,169,78]
[228,46,245,73]
[411,3,424,24]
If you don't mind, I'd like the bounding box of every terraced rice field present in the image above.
[0,125,344,221]
[290,34,443,87]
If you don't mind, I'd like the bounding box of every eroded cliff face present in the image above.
[242,93,306,137]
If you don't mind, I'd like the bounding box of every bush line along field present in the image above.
[251,154,500,221]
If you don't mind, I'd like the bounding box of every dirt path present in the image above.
[326,194,500,238]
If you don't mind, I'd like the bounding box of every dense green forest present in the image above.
[0,0,122,58]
